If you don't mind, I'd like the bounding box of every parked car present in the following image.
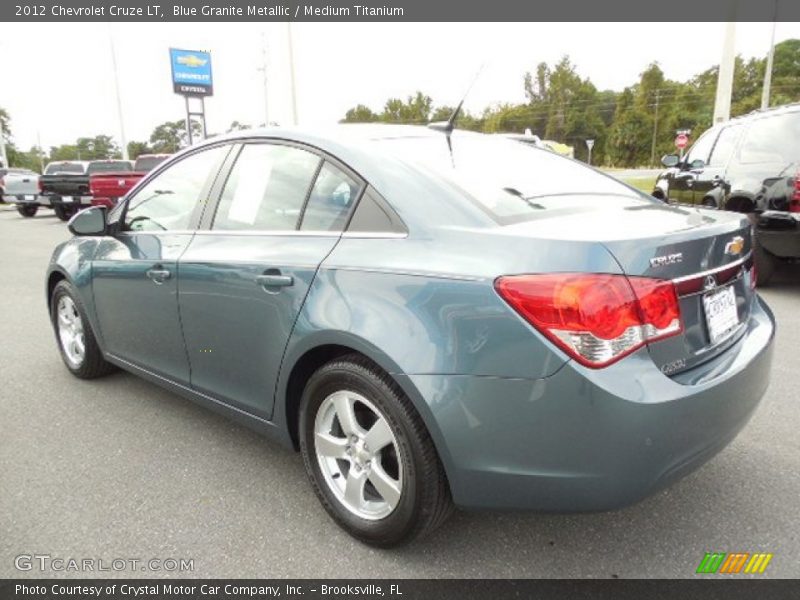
[48,126,774,547]
[38,160,134,221]
[90,154,170,208]
[0,168,40,214]
[653,103,800,284]
[36,161,91,220]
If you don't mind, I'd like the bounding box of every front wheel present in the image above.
[299,355,453,547]
[17,204,38,217]
[50,280,116,379]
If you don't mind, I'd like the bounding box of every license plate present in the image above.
[23,195,35,201]
[703,285,739,344]
[62,196,74,203]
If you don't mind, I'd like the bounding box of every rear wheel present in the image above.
[53,204,77,221]
[17,204,38,217]
[50,280,116,379]
[299,355,453,547]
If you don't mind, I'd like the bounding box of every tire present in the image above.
[754,239,776,287]
[53,204,76,221]
[17,204,38,217]
[701,197,717,208]
[299,354,453,547]
[50,280,116,379]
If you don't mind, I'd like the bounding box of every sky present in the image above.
[1,21,799,151]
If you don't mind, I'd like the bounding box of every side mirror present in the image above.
[689,159,705,170]
[68,206,107,236]
[661,154,680,168]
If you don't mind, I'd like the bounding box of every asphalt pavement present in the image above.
[1,205,798,578]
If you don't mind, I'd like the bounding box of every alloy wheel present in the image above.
[314,390,403,520]
[57,296,85,368]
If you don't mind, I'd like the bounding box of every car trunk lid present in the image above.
[503,195,756,374]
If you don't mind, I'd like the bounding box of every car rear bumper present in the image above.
[45,194,92,207]
[402,296,775,511]
[5,194,43,205]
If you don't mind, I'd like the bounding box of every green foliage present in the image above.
[127,141,153,160]
[339,39,800,167]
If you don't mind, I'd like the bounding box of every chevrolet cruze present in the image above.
[47,126,775,546]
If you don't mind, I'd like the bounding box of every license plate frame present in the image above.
[703,284,739,344]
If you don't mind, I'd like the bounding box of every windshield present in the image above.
[45,162,84,175]
[88,161,132,174]
[374,133,643,223]
[134,155,168,172]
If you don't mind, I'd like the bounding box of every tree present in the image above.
[149,119,201,153]
[341,104,379,123]
[127,141,152,160]
[381,92,433,124]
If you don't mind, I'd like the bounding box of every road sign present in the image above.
[586,139,595,150]
[675,133,689,149]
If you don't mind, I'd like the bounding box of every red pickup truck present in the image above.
[89,154,170,208]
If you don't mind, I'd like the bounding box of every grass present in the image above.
[618,176,657,194]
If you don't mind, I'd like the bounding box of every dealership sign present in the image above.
[169,48,213,96]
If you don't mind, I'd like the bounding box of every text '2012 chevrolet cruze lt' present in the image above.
[47,126,775,546]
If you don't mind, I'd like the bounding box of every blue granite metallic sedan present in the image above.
[47,126,775,546]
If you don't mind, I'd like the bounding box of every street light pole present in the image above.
[258,31,269,127]
[713,21,737,124]
[761,3,778,110]
[108,25,129,160]
[287,22,299,126]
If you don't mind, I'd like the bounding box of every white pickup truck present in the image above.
[0,168,41,216]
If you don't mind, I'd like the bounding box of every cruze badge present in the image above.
[650,253,683,268]
[724,236,745,256]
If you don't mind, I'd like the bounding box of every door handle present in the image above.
[146,266,171,284]
[256,272,293,288]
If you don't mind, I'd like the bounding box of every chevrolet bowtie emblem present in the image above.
[724,236,745,256]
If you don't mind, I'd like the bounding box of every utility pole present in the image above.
[0,118,7,168]
[713,21,737,124]
[287,22,299,125]
[650,89,660,167]
[108,25,129,160]
[37,131,44,172]
[257,31,269,127]
[761,2,779,110]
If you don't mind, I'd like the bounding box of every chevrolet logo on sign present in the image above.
[724,236,745,256]
[177,54,208,68]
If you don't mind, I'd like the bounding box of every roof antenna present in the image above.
[429,64,485,163]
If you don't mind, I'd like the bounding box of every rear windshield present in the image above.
[88,161,132,174]
[374,134,642,223]
[134,156,168,172]
[45,162,85,175]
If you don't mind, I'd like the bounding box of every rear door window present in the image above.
[300,162,360,232]
[738,112,800,164]
[212,144,321,232]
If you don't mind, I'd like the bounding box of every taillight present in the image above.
[37,178,43,193]
[792,174,800,212]
[749,262,758,289]
[495,273,683,368]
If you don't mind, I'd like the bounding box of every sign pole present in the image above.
[184,96,193,146]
